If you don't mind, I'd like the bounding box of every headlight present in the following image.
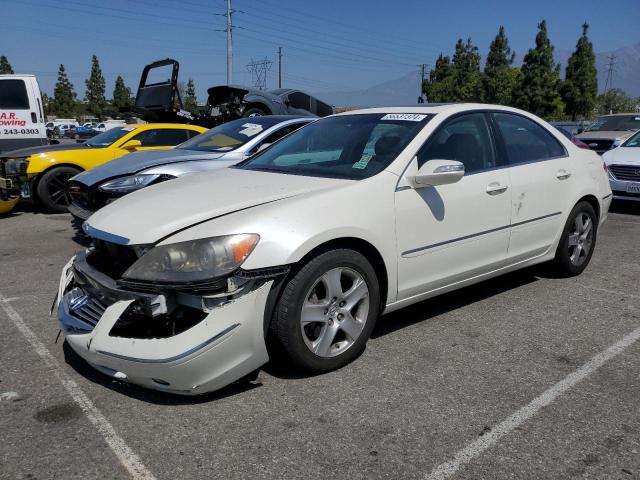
[98,174,169,194]
[2,158,28,176]
[122,234,260,283]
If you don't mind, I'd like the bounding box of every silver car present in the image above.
[68,116,313,222]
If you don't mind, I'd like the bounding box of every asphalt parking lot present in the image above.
[1,202,639,480]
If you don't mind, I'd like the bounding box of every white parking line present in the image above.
[425,324,640,480]
[0,292,156,480]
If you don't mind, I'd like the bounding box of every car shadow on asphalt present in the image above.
[62,341,263,405]
[265,268,540,380]
[609,200,640,216]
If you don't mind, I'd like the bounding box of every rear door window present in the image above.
[492,113,566,164]
[288,92,311,111]
[0,79,30,109]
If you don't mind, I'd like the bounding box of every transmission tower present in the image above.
[246,58,273,90]
[604,54,617,92]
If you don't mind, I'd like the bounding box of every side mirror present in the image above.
[409,159,464,188]
[121,139,142,151]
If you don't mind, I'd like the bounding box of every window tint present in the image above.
[132,128,189,147]
[258,122,308,149]
[418,113,496,173]
[0,79,29,109]
[185,129,201,139]
[493,113,565,164]
[288,92,311,110]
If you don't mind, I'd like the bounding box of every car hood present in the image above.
[603,147,640,166]
[86,168,347,245]
[0,142,87,159]
[73,148,227,186]
[576,131,636,141]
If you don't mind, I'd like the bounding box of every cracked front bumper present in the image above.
[56,255,271,395]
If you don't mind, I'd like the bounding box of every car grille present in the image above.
[69,295,108,327]
[581,138,614,153]
[87,240,140,279]
[609,164,640,182]
[68,182,109,212]
[613,190,640,199]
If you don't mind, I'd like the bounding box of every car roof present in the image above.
[333,103,532,117]
[120,123,207,132]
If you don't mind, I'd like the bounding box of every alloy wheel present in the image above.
[568,212,593,266]
[300,267,370,358]
[46,172,75,207]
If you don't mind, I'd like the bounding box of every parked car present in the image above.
[73,125,99,141]
[602,130,640,201]
[93,120,127,132]
[575,113,640,154]
[554,126,590,149]
[68,116,313,222]
[0,123,207,212]
[132,58,334,128]
[550,120,589,136]
[55,104,611,396]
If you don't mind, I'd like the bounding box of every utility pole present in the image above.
[226,0,233,85]
[417,63,428,103]
[278,47,283,88]
[604,54,617,92]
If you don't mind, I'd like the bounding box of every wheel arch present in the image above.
[262,236,390,339]
[243,101,272,115]
[576,194,600,220]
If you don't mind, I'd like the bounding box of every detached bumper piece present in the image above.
[56,250,282,395]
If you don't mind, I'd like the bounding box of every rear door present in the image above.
[490,112,572,263]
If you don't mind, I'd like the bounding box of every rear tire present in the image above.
[269,248,380,372]
[36,166,82,213]
[552,201,597,276]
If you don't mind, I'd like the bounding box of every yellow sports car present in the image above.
[0,123,206,212]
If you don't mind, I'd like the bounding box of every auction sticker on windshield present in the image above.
[239,123,264,137]
[381,113,428,122]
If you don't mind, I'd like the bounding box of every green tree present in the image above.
[0,55,14,74]
[184,78,198,114]
[85,55,106,118]
[41,92,50,116]
[112,75,131,110]
[423,53,455,102]
[51,64,77,117]
[451,37,482,102]
[561,23,598,120]
[514,20,564,118]
[595,88,639,115]
[482,26,518,105]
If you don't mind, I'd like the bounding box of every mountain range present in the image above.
[316,42,640,107]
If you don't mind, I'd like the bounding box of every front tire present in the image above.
[243,107,268,117]
[552,201,597,276]
[36,166,82,213]
[269,248,380,372]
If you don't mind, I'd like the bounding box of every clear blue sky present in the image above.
[2,0,639,99]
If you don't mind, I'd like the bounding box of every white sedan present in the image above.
[603,130,640,201]
[55,104,612,395]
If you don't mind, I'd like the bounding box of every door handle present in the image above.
[486,182,508,195]
[556,169,571,180]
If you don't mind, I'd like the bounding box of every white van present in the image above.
[0,74,47,153]
[93,119,126,132]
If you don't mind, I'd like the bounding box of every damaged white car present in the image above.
[56,105,612,395]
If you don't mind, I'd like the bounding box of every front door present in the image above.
[395,112,512,300]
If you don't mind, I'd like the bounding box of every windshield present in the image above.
[623,130,640,147]
[584,115,640,132]
[239,113,432,180]
[177,117,281,152]
[85,127,134,147]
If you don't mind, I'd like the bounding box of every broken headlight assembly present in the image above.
[98,173,173,194]
[122,234,260,284]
